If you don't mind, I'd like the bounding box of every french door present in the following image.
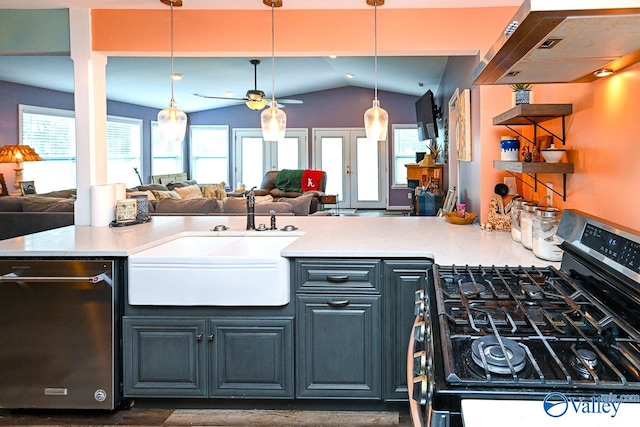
[233,129,308,190]
[313,129,387,209]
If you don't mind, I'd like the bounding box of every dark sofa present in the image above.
[0,195,75,240]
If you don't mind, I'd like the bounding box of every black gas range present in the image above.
[408,210,640,427]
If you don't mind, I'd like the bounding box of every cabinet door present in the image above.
[383,261,431,401]
[123,317,207,397]
[208,317,294,398]
[296,295,381,399]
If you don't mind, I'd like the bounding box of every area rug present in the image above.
[163,409,399,426]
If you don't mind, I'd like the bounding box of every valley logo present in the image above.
[543,392,640,418]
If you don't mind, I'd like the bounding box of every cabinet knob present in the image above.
[196,334,203,341]
[326,274,349,283]
[327,299,350,307]
[208,334,214,341]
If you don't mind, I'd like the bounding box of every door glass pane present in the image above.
[241,137,264,189]
[190,125,229,184]
[320,137,343,199]
[277,137,299,170]
[356,137,379,201]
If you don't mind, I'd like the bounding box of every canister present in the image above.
[532,207,563,261]
[500,136,520,161]
[115,199,137,223]
[520,203,539,250]
[510,198,530,243]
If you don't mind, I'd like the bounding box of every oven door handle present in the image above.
[0,273,112,286]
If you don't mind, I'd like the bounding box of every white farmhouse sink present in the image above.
[128,234,299,306]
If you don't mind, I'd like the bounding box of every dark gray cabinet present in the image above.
[123,316,293,399]
[383,261,432,401]
[294,259,383,399]
[123,317,207,397]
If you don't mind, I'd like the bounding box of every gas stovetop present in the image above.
[434,264,640,389]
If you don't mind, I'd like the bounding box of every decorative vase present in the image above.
[512,90,533,106]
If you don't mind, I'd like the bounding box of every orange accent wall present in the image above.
[478,63,640,231]
[91,7,515,57]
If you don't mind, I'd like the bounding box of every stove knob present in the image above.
[412,375,428,405]
[413,350,427,375]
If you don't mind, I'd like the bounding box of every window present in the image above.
[20,105,143,192]
[392,125,425,187]
[189,125,229,184]
[151,121,184,176]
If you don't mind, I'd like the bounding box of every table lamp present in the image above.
[0,145,44,195]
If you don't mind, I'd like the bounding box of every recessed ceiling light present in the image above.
[593,69,613,78]
[171,73,183,81]
[329,55,337,59]
[346,73,354,79]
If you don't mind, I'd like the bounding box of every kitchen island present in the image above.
[0,215,556,415]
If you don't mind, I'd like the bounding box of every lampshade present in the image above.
[0,144,44,163]
[157,0,187,144]
[261,100,287,141]
[364,0,389,142]
[261,0,287,141]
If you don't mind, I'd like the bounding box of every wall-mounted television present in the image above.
[415,89,439,141]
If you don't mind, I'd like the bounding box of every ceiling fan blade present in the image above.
[194,93,248,101]
[278,99,303,104]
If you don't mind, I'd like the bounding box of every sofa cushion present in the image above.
[278,194,312,216]
[155,198,221,214]
[165,180,198,190]
[136,183,169,192]
[223,197,293,214]
[38,189,77,199]
[128,190,156,201]
[223,197,249,213]
[256,202,293,214]
[173,184,203,200]
[22,197,75,212]
[270,188,303,199]
[0,196,25,212]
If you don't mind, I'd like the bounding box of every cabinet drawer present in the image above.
[294,259,381,293]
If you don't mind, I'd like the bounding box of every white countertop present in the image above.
[0,215,557,267]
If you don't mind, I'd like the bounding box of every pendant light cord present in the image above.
[373,2,378,101]
[270,3,276,103]
[170,0,175,101]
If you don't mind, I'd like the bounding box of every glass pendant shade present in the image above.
[157,98,187,144]
[261,101,287,141]
[364,99,388,141]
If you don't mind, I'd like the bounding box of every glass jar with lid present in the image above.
[532,207,563,261]
[510,198,529,243]
[520,203,539,250]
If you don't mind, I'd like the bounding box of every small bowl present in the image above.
[444,211,477,225]
[541,149,566,163]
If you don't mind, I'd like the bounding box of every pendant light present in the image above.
[157,0,187,144]
[260,0,287,142]
[363,0,388,142]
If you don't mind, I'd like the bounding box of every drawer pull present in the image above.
[327,299,350,307]
[326,274,349,283]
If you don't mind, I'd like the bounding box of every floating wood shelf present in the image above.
[492,161,574,174]
[492,104,573,126]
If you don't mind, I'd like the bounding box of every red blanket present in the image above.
[301,169,324,191]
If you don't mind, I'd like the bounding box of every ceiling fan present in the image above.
[194,59,303,111]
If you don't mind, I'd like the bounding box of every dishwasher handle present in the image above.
[0,272,112,286]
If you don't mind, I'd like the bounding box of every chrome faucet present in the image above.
[246,186,256,230]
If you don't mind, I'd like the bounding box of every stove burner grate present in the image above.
[471,336,527,375]
[571,348,599,379]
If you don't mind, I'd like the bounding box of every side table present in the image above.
[319,195,339,215]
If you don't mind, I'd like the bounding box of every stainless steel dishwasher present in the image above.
[0,259,123,410]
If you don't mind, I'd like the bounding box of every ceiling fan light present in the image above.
[261,101,287,141]
[158,99,188,144]
[246,98,268,110]
[364,99,388,141]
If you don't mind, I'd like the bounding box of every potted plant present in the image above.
[510,83,533,106]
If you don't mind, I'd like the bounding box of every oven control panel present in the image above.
[581,223,640,274]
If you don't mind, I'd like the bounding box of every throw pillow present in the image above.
[201,182,227,200]
[174,184,203,200]
[279,194,312,216]
[301,170,324,191]
[152,190,182,200]
[127,190,156,201]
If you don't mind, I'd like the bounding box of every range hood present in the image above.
[473,0,640,85]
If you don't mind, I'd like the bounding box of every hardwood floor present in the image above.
[0,407,412,426]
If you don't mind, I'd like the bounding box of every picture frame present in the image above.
[0,173,8,197]
[449,88,472,162]
[20,180,36,195]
